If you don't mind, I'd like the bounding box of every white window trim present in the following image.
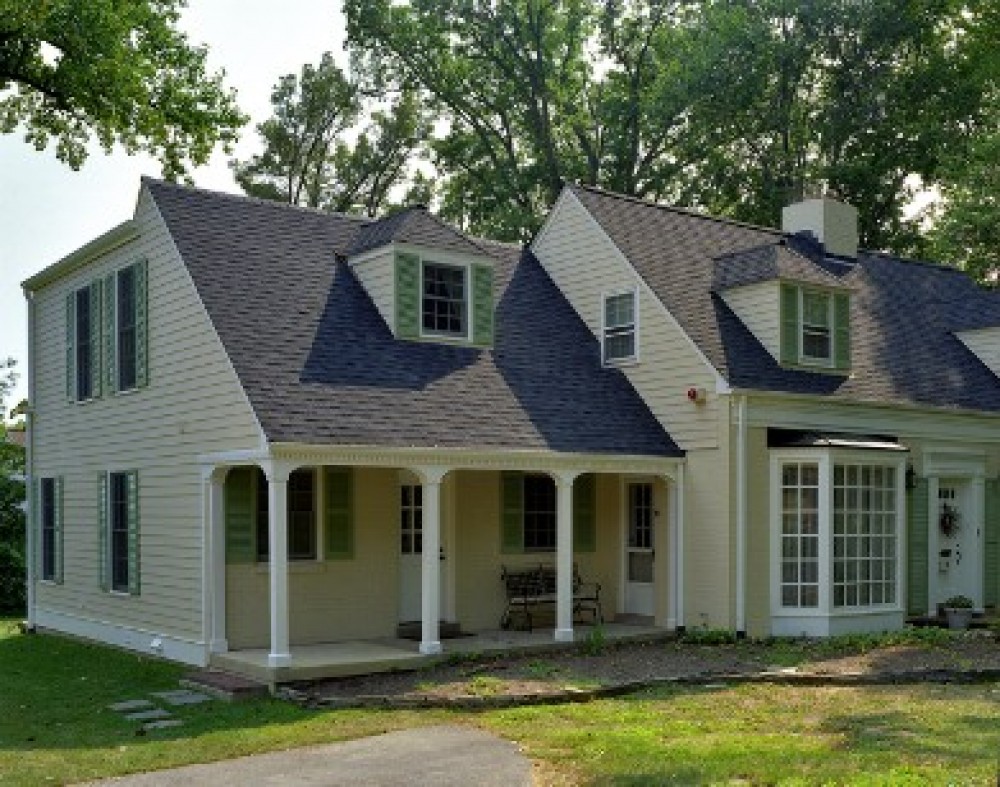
[798,287,835,368]
[419,257,472,342]
[770,449,906,626]
[601,287,640,366]
[254,466,324,566]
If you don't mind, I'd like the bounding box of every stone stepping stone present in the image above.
[124,708,173,722]
[108,699,155,712]
[142,719,184,732]
[151,689,213,706]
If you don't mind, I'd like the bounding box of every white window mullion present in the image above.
[818,452,833,614]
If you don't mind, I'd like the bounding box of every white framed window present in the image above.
[400,483,423,555]
[421,260,468,338]
[602,289,637,364]
[770,450,905,634]
[799,289,833,365]
[255,467,318,562]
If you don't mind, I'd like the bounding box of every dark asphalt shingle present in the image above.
[146,179,681,457]
[349,206,487,257]
[571,183,1000,412]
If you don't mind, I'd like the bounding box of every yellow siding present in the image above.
[744,426,772,637]
[350,250,396,334]
[720,283,780,362]
[31,186,263,642]
[532,191,723,450]
[226,468,399,648]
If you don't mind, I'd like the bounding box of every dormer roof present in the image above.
[712,241,850,292]
[349,205,485,257]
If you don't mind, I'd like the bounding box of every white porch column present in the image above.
[673,463,686,631]
[201,466,229,655]
[416,467,448,655]
[553,470,579,642]
[263,461,293,667]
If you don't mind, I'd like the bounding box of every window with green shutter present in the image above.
[102,470,140,595]
[779,283,850,373]
[38,477,64,584]
[67,283,101,401]
[500,473,595,553]
[395,252,420,339]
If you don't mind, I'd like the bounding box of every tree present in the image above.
[0,0,246,178]
[0,358,25,613]
[232,54,430,217]
[345,0,995,248]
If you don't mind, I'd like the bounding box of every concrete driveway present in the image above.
[87,725,532,786]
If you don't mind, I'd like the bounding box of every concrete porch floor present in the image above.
[210,620,671,685]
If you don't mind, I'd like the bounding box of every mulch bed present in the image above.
[284,629,1000,709]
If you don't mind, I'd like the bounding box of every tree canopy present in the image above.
[1,0,246,178]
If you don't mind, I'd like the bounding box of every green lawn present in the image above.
[2,619,999,786]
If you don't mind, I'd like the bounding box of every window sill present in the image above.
[603,356,639,368]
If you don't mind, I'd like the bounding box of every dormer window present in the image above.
[422,261,468,338]
[780,283,850,372]
[801,289,832,363]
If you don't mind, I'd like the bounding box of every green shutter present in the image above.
[66,293,76,400]
[32,478,41,579]
[500,472,524,554]
[573,473,596,553]
[103,273,116,394]
[324,467,354,559]
[98,474,109,591]
[134,259,149,388]
[984,478,1000,607]
[395,252,420,339]
[906,477,929,615]
[779,283,799,365]
[472,263,494,346]
[833,292,851,372]
[54,477,64,584]
[224,467,256,563]
[89,280,103,397]
[126,470,140,595]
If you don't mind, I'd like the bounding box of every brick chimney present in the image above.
[781,195,859,259]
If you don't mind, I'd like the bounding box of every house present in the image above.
[20,178,1000,681]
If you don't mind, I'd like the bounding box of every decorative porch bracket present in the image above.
[412,466,450,655]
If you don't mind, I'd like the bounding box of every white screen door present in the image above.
[625,482,655,615]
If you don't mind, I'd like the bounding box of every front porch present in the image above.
[199,443,685,683]
[209,619,670,684]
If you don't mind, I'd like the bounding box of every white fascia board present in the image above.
[21,220,140,292]
[539,188,731,395]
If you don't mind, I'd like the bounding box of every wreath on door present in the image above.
[939,503,960,538]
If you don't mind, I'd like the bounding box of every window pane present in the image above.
[110,472,130,592]
[523,475,556,551]
[75,288,92,400]
[422,263,467,336]
[118,266,137,390]
[41,478,56,581]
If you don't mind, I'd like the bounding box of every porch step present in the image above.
[395,620,465,640]
[180,669,269,701]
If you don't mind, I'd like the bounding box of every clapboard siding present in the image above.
[31,184,263,641]
[957,328,1000,380]
[350,250,395,333]
[721,283,781,362]
[533,191,721,450]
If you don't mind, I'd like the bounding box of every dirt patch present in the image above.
[297,630,1000,703]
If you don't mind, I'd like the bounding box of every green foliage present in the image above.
[943,595,975,609]
[231,53,430,216]
[0,0,246,178]
[0,359,25,614]
[679,628,738,645]
[582,623,606,655]
[344,0,996,250]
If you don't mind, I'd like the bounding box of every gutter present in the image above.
[735,394,748,637]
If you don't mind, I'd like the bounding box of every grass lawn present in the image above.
[2,618,999,786]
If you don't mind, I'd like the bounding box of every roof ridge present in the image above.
[570,183,785,236]
[141,176,373,225]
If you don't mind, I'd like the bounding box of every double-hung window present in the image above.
[422,262,467,337]
[100,470,139,595]
[522,474,557,551]
[603,290,637,364]
[116,265,138,391]
[256,467,318,561]
[800,289,833,364]
[110,472,131,593]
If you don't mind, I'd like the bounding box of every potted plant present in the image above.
[939,503,960,537]
[942,595,975,630]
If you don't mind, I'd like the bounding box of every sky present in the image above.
[0,1,348,413]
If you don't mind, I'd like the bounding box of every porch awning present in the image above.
[766,429,908,452]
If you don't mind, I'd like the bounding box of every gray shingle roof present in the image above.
[349,205,487,257]
[570,184,1000,412]
[712,241,849,291]
[145,179,681,457]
